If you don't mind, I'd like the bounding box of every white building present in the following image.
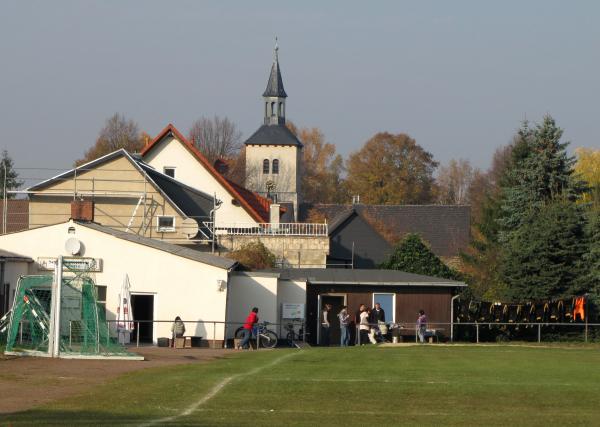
[0,220,236,346]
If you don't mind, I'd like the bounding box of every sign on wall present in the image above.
[37,257,103,272]
[282,303,305,319]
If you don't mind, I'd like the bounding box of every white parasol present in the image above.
[116,274,134,344]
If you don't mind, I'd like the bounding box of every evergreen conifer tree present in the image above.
[0,150,23,199]
[380,233,459,280]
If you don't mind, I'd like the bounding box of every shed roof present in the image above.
[254,268,466,287]
[76,221,236,270]
[0,249,33,263]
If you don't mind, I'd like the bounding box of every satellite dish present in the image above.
[181,218,199,239]
[65,237,82,255]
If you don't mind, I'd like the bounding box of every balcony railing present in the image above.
[204,222,328,237]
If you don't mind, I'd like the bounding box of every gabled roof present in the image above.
[141,124,275,223]
[27,149,214,221]
[304,204,471,257]
[244,124,303,147]
[76,221,236,269]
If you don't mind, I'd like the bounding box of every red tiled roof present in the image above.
[0,199,29,233]
[141,124,273,223]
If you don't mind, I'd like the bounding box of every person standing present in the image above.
[240,307,259,350]
[338,306,351,347]
[371,302,386,324]
[417,309,427,343]
[321,303,332,346]
[359,306,371,345]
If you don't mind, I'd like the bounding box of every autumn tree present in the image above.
[189,116,242,165]
[227,241,276,270]
[287,122,346,204]
[436,158,476,205]
[575,147,600,210]
[0,150,23,198]
[345,132,438,204]
[76,113,145,166]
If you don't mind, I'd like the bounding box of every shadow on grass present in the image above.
[0,409,151,426]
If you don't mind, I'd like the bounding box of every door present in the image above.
[131,294,154,343]
[320,295,345,346]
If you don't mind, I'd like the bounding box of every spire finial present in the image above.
[274,36,279,62]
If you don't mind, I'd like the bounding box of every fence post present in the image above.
[213,321,216,349]
[256,327,260,350]
[136,321,140,347]
[69,320,72,348]
[585,322,589,343]
[476,323,479,344]
[19,321,23,344]
[106,321,110,347]
[357,325,361,345]
[537,324,541,343]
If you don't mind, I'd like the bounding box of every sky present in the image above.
[1,0,599,185]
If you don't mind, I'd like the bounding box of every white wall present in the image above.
[226,272,279,338]
[0,221,230,343]
[3,261,29,310]
[144,136,257,225]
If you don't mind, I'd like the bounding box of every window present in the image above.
[279,102,283,116]
[271,102,276,116]
[156,216,176,232]
[372,293,395,323]
[272,159,279,174]
[263,159,270,174]
[163,167,176,178]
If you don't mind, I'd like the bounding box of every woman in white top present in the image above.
[359,307,371,345]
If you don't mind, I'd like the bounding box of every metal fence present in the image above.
[95,319,307,349]
[353,321,600,345]
[205,222,328,237]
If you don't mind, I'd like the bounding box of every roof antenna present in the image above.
[274,36,279,62]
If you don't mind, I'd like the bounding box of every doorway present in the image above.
[131,294,154,343]
[320,294,346,346]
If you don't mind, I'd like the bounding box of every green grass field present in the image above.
[3,345,600,426]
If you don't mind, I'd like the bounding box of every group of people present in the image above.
[322,304,429,346]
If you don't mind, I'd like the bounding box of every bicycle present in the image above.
[234,321,278,349]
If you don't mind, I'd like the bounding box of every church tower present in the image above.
[244,41,303,221]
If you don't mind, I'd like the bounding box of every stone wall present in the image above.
[217,235,329,268]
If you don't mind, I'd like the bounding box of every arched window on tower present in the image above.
[271,102,276,116]
[272,159,279,174]
[263,159,270,174]
[265,102,268,117]
[279,102,283,116]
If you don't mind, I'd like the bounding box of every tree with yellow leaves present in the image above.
[575,147,600,209]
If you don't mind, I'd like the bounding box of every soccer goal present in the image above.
[2,256,142,360]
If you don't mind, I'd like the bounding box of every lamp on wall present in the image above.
[217,280,227,292]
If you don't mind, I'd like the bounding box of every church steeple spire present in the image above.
[263,38,287,125]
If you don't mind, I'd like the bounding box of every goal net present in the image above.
[2,257,141,359]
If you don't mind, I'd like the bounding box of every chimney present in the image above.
[270,203,280,226]
[71,200,94,221]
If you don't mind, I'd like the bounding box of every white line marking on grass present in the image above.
[139,351,300,427]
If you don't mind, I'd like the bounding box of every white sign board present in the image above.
[37,257,103,272]
[282,303,305,320]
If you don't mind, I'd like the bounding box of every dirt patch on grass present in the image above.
[0,346,232,414]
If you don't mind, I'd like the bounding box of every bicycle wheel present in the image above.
[286,331,295,347]
[234,327,245,339]
[259,330,278,348]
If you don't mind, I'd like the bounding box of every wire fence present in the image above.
[351,321,600,345]
[92,319,308,349]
